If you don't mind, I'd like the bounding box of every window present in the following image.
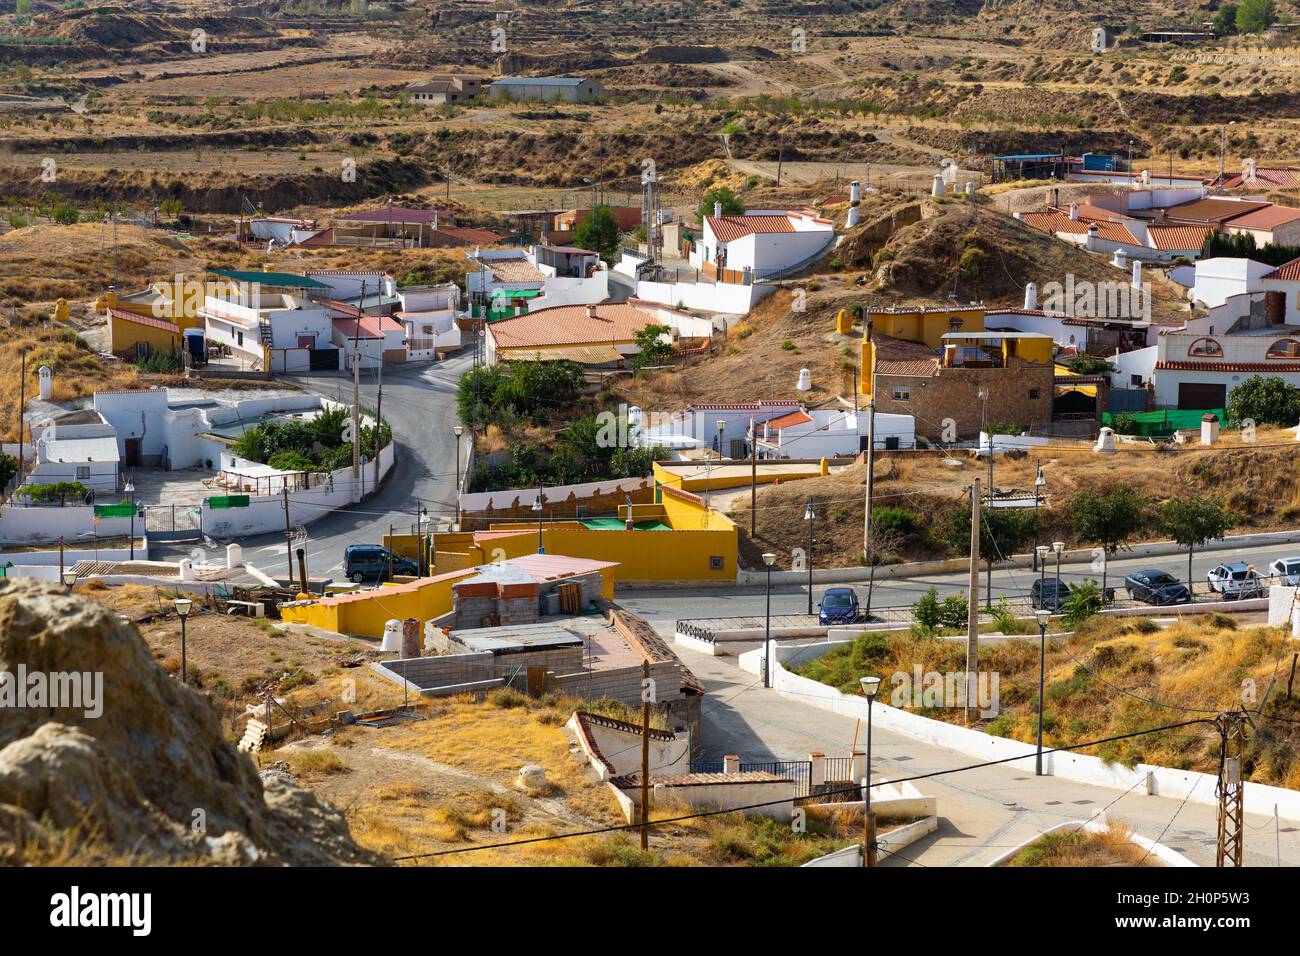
[75,466,90,480]
[1266,338,1300,359]
[891,386,911,401]
[1130,374,1144,387]
[1029,388,1040,399]
[236,330,244,347]
[709,556,724,571]
[1187,337,1222,357]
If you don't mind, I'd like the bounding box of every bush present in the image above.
[938,593,970,630]
[911,587,941,631]
[873,506,922,540]
[1060,580,1103,628]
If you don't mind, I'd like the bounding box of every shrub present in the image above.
[938,592,970,630]
[1060,580,1103,628]
[911,586,941,631]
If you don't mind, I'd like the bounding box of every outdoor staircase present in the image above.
[258,321,273,346]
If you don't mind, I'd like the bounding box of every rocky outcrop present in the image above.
[0,579,382,865]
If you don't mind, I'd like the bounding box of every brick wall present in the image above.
[875,359,1056,440]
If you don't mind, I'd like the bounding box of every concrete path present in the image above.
[678,647,1300,867]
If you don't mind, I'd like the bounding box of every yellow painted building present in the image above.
[95,287,203,358]
[865,306,985,350]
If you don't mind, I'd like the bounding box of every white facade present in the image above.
[201,289,332,365]
[1152,327,1300,408]
[1191,256,1272,308]
[689,211,835,279]
[754,410,916,459]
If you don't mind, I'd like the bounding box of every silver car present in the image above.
[1207,562,1266,599]
[1270,557,1300,586]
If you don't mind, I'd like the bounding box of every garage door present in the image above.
[1177,382,1226,410]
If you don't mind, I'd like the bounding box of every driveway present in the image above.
[678,647,1300,867]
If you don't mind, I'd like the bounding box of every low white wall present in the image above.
[981,814,1197,867]
[0,506,135,546]
[635,278,774,315]
[752,640,1300,823]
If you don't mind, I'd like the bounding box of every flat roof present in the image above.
[210,269,331,290]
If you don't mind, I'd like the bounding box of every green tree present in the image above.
[52,203,79,225]
[1214,2,1240,33]
[572,205,622,264]
[1060,580,1103,628]
[0,452,16,491]
[698,186,744,224]
[1226,375,1300,427]
[942,505,1038,608]
[1157,496,1240,590]
[631,323,674,369]
[1237,0,1276,32]
[1068,487,1148,597]
[159,197,183,221]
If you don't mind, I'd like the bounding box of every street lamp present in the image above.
[124,480,136,561]
[1032,462,1044,571]
[859,674,881,867]
[414,504,428,576]
[1035,607,1051,776]
[452,425,464,530]
[1036,545,1049,608]
[62,569,78,591]
[533,489,545,554]
[762,552,776,688]
[804,498,815,616]
[1053,540,1065,606]
[175,597,193,686]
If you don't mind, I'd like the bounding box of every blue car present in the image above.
[819,588,861,625]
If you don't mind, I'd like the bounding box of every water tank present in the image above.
[380,619,402,653]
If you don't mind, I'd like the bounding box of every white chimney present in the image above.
[849,180,861,204]
[1068,203,1079,220]
[38,365,52,400]
[714,201,722,218]
[1113,249,1128,269]
[1132,259,1143,290]
[587,304,598,319]
[1084,223,1099,251]
[1244,158,1257,182]
[1023,282,1038,310]
[931,174,945,197]
[796,368,811,391]
[226,543,242,569]
[846,206,861,228]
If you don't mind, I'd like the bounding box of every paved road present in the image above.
[617,539,1299,630]
[680,647,1300,867]
[154,355,471,579]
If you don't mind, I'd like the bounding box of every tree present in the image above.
[942,505,1038,608]
[1237,0,1276,33]
[0,452,16,491]
[1226,375,1300,427]
[1214,2,1240,33]
[159,197,184,221]
[1068,487,1148,597]
[631,323,673,369]
[572,205,622,264]
[698,186,744,224]
[1157,496,1240,590]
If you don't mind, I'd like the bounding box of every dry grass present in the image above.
[793,615,1300,786]
[284,748,348,776]
[1006,820,1159,867]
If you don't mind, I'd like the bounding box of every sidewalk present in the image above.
[678,647,1300,867]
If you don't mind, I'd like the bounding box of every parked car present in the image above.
[1207,562,1266,599]
[1030,578,1072,611]
[343,545,418,584]
[818,588,861,625]
[1124,569,1192,606]
[1270,557,1300,586]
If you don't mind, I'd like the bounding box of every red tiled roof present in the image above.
[1156,360,1300,372]
[1223,204,1300,230]
[432,226,506,245]
[763,410,813,430]
[487,302,658,349]
[1222,167,1300,189]
[1147,225,1212,251]
[1265,256,1300,281]
[331,314,404,338]
[986,307,1070,318]
[109,309,179,334]
[1021,210,1139,245]
[1160,197,1270,224]
[707,214,796,242]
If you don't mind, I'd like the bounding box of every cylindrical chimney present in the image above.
[1068,203,1079,220]
[1024,282,1038,311]
[713,201,722,218]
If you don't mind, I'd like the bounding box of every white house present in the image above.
[635,401,804,457]
[27,410,119,494]
[396,283,461,361]
[751,408,916,459]
[199,270,335,370]
[688,209,835,280]
[331,311,409,369]
[483,300,712,368]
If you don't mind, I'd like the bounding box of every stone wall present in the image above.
[874,359,1056,440]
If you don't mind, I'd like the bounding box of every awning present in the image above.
[490,288,543,298]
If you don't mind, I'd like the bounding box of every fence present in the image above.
[690,758,814,797]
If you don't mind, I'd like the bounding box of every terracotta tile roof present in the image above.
[1222,167,1300,189]
[873,334,940,377]
[1265,256,1300,280]
[986,307,1070,318]
[109,309,179,334]
[707,214,796,242]
[1022,210,1139,245]
[432,226,506,245]
[487,302,657,349]
[331,314,405,338]
[763,410,813,429]
[483,258,545,283]
[1223,204,1300,230]
[1156,360,1300,372]
[1146,225,1212,251]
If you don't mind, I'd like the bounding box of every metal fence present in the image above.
[690,759,814,797]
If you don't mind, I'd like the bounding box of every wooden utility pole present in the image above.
[966,478,981,723]
[282,486,294,588]
[640,660,651,850]
[862,313,875,559]
[749,416,757,537]
[1216,712,1246,867]
[351,281,365,484]
[372,356,383,491]
[15,349,26,487]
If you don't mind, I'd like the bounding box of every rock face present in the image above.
[0,579,382,865]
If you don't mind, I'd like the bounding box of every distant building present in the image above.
[331,207,448,248]
[406,74,486,106]
[688,209,835,282]
[489,76,604,103]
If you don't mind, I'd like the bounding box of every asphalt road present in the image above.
[154,354,471,580]
[616,538,1300,630]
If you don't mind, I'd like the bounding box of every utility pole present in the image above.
[282,486,294,589]
[749,416,757,538]
[640,659,651,851]
[372,356,383,491]
[15,348,25,487]
[1216,712,1246,867]
[862,313,877,614]
[966,478,981,723]
[351,282,364,486]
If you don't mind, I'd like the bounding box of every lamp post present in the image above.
[452,425,464,530]
[62,569,78,592]
[804,498,815,616]
[859,674,881,866]
[1053,540,1065,606]
[175,597,193,686]
[414,504,427,576]
[1036,544,1049,609]
[762,552,776,688]
[124,480,136,561]
[1035,607,1051,776]
[1032,462,1044,571]
[533,489,545,554]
